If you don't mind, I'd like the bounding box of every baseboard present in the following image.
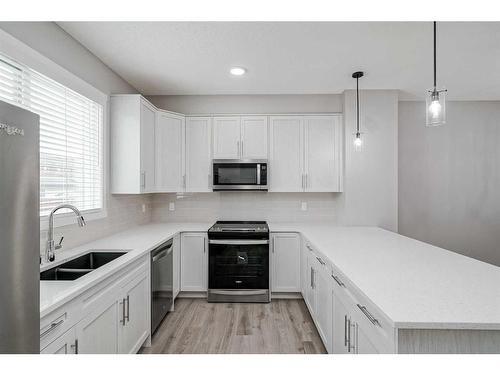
[178,291,208,299]
[271,292,303,299]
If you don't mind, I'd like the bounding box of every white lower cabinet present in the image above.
[332,289,353,354]
[40,327,78,354]
[271,233,301,293]
[40,256,150,354]
[314,258,333,353]
[180,232,208,292]
[118,272,149,353]
[76,299,120,354]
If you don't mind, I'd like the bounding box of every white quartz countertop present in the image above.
[41,221,500,330]
[269,222,500,330]
[40,222,211,318]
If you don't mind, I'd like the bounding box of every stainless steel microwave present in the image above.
[212,160,268,191]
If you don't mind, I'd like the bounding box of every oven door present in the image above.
[212,160,267,190]
[208,239,269,301]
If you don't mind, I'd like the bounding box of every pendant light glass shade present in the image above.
[426,21,447,126]
[352,71,364,152]
[426,88,446,126]
[353,132,364,151]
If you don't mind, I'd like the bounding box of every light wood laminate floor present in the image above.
[141,298,326,354]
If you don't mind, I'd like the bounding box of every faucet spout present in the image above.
[45,204,86,263]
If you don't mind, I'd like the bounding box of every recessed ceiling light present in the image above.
[230,67,246,76]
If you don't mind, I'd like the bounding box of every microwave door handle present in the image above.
[257,164,261,185]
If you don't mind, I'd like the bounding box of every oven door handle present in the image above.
[208,239,270,245]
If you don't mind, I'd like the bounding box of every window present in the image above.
[0,53,104,217]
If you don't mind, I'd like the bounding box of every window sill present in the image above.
[40,208,107,230]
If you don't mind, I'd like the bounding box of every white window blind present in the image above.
[0,54,104,217]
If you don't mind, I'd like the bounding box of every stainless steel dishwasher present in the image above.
[151,239,173,334]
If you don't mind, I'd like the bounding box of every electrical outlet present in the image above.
[301,202,308,211]
[142,204,146,213]
[169,202,175,211]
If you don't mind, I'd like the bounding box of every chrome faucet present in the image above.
[45,204,86,262]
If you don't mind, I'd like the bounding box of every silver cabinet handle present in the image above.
[357,304,380,326]
[316,256,325,266]
[204,237,207,253]
[344,315,348,347]
[306,244,313,252]
[183,175,186,189]
[120,298,126,326]
[40,319,64,338]
[301,174,304,189]
[141,172,146,189]
[71,339,79,354]
[310,267,313,288]
[237,140,240,157]
[332,274,345,287]
[241,140,244,157]
[152,249,168,262]
[347,317,351,352]
[126,295,130,322]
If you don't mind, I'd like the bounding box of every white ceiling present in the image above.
[58,22,500,100]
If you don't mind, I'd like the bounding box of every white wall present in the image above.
[399,101,500,266]
[0,22,153,254]
[147,94,343,114]
[150,91,398,230]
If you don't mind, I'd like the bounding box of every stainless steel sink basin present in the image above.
[40,251,127,281]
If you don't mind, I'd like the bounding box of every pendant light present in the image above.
[352,71,364,150]
[426,21,447,126]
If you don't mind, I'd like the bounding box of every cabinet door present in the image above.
[271,233,301,292]
[355,324,380,354]
[40,328,77,354]
[140,100,156,193]
[213,116,241,159]
[75,299,120,354]
[180,233,208,292]
[241,116,268,159]
[314,261,333,353]
[155,112,185,192]
[332,290,351,354]
[304,116,342,192]
[119,272,149,354]
[185,117,212,192]
[304,254,316,315]
[269,116,304,192]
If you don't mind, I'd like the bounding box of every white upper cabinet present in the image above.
[140,101,156,193]
[304,115,343,192]
[213,116,241,159]
[155,112,185,192]
[185,117,212,192]
[110,95,156,194]
[269,116,304,192]
[213,116,268,159]
[269,115,343,193]
[240,116,268,159]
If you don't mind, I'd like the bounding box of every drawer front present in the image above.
[79,256,148,316]
[40,301,78,350]
[330,263,395,353]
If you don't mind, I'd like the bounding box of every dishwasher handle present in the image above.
[151,240,173,262]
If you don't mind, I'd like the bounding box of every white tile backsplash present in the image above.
[151,192,341,223]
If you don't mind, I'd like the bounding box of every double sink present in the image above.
[40,251,127,281]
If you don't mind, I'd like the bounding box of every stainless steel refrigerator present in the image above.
[0,100,40,353]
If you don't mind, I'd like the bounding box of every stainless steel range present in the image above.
[208,221,270,303]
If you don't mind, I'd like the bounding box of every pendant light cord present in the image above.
[433,21,437,89]
[356,76,360,134]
